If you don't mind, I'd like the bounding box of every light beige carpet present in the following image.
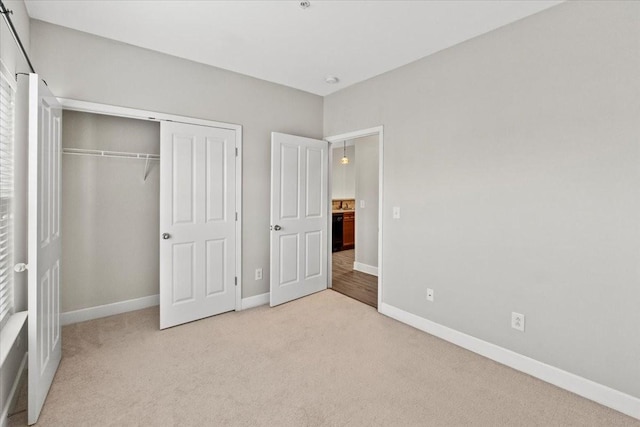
[8,290,639,426]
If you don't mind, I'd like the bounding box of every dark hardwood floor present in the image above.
[331,249,378,308]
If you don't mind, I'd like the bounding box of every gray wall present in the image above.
[61,111,160,312]
[354,135,378,268]
[324,1,640,399]
[332,145,355,199]
[0,0,29,419]
[31,19,324,299]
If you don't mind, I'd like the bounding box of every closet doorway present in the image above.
[326,128,383,309]
[59,99,242,329]
[61,110,161,325]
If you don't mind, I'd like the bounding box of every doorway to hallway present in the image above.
[327,128,382,309]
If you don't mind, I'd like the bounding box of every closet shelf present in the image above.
[62,148,160,181]
[62,147,159,160]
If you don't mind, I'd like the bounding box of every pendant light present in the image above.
[341,141,349,165]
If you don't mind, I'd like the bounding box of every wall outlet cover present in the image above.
[511,312,525,332]
[255,268,263,280]
[426,288,434,302]
[393,207,401,219]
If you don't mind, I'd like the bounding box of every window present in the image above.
[0,68,15,330]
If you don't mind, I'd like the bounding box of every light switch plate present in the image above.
[360,200,365,208]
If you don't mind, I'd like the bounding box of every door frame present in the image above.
[325,126,384,309]
[56,98,243,311]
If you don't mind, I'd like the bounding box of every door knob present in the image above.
[162,233,171,240]
[273,225,282,231]
[14,263,28,273]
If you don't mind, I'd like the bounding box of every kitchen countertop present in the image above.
[332,209,355,214]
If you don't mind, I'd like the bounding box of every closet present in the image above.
[61,111,161,316]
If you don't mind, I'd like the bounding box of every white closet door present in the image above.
[159,122,237,329]
[27,74,62,425]
[270,132,328,306]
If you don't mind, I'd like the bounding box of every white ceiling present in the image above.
[24,0,562,96]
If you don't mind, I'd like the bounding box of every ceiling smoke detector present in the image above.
[325,76,340,84]
[299,1,310,10]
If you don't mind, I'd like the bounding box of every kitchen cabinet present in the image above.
[332,200,356,252]
[342,211,354,249]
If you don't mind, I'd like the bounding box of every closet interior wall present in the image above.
[62,110,160,313]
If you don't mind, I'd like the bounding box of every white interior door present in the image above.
[27,74,62,425]
[159,122,237,329]
[270,132,328,306]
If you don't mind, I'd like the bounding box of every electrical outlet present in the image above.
[393,207,401,219]
[426,288,434,302]
[255,268,263,280]
[511,312,525,332]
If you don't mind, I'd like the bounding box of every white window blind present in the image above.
[0,69,15,330]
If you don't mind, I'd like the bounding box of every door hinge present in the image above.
[235,212,238,221]
[235,147,238,157]
[235,277,238,286]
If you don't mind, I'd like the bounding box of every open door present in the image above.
[26,74,62,425]
[270,132,328,306]
[159,122,238,329]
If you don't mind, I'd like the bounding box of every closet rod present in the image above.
[62,148,160,181]
[62,147,160,160]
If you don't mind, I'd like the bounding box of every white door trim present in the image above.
[56,98,243,312]
[58,98,241,131]
[325,126,384,309]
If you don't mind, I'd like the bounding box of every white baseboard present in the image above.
[55,294,640,420]
[61,294,159,326]
[1,351,27,427]
[241,292,270,310]
[379,303,640,421]
[353,262,378,276]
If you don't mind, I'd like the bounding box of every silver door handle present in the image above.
[162,233,171,240]
[273,225,282,231]
[14,263,28,273]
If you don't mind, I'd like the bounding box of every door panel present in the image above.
[280,144,299,219]
[205,239,225,295]
[305,148,323,217]
[305,231,322,279]
[26,74,62,425]
[160,122,237,329]
[206,138,226,222]
[279,233,299,286]
[270,132,328,306]
[172,137,196,224]
[171,242,195,304]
